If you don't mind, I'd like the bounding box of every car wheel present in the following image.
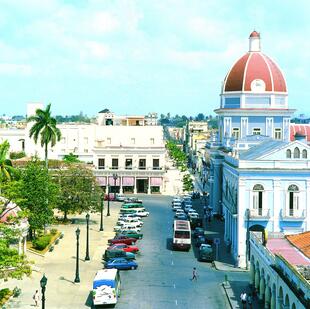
[131,266,135,270]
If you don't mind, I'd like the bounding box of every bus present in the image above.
[172,220,191,251]
[92,269,121,306]
[121,202,145,210]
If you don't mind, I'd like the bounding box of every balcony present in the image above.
[98,166,105,170]
[138,166,146,170]
[94,167,165,177]
[249,209,270,220]
[111,166,118,170]
[280,209,306,221]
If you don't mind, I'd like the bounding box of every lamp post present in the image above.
[246,208,250,270]
[107,184,110,216]
[74,227,80,283]
[85,214,90,261]
[40,274,47,309]
[99,193,104,231]
[113,173,118,201]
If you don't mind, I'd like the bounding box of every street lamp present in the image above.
[245,208,250,270]
[40,274,47,309]
[107,184,110,217]
[99,193,104,231]
[74,227,80,283]
[113,173,118,201]
[85,214,90,261]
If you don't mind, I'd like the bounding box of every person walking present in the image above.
[33,290,40,307]
[240,292,247,309]
[247,293,253,309]
[190,267,198,281]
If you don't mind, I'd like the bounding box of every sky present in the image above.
[0,0,309,117]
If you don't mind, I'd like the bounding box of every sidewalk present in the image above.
[1,202,121,308]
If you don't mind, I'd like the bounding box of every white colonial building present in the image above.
[0,105,166,194]
[207,31,310,270]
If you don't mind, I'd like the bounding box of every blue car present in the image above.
[105,258,138,270]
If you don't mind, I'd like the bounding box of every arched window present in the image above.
[288,185,299,216]
[302,149,307,159]
[253,184,264,215]
[293,147,300,158]
[286,149,291,158]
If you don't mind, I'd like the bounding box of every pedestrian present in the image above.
[235,255,240,268]
[240,292,247,309]
[33,290,40,307]
[190,267,198,281]
[247,293,253,309]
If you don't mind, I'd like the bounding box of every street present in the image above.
[114,195,247,309]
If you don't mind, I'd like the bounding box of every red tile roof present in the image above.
[290,124,310,142]
[286,231,310,259]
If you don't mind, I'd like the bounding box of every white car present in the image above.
[114,224,141,233]
[172,205,182,211]
[134,210,150,217]
[117,218,143,227]
[184,206,193,213]
[188,213,199,219]
[118,214,140,220]
[176,209,185,215]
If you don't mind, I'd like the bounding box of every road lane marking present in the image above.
[173,283,176,289]
[171,260,174,266]
[175,300,178,306]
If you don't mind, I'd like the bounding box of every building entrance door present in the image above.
[136,179,148,193]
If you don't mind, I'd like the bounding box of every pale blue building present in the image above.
[208,31,310,268]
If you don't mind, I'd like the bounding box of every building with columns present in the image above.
[207,31,310,269]
[0,106,166,194]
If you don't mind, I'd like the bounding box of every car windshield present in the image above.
[174,231,190,239]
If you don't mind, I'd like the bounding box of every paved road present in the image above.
[114,195,245,309]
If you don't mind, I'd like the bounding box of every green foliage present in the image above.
[32,235,52,251]
[0,225,32,280]
[50,228,57,235]
[27,103,61,168]
[166,141,188,169]
[13,286,21,297]
[63,153,80,163]
[183,174,194,192]
[0,288,12,305]
[9,151,26,160]
[55,166,101,220]
[55,112,91,123]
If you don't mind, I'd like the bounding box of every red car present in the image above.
[108,235,137,245]
[107,243,139,253]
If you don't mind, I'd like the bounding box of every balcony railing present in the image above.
[111,166,118,170]
[280,209,306,221]
[94,167,165,177]
[98,166,105,170]
[249,208,270,220]
[138,166,146,170]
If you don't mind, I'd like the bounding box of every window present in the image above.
[288,185,299,216]
[286,149,291,158]
[139,159,146,170]
[153,159,160,170]
[98,158,105,169]
[150,138,155,144]
[293,147,300,158]
[253,184,264,215]
[302,149,307,159]
[232,128,240,140]
[131,138,135,145]
[112,158,118,169]
[252,128,261,135]
[274,128,282,140]
[125,158,132,169]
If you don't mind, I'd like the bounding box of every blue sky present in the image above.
[0,0,309,117]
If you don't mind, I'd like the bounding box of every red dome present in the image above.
[223,52,287,93]
[249,31,260,38]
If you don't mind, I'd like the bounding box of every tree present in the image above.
[195,113,205,121]
[56,166,101,221]
[63,153,80,163]
[0,141,14,183]
[27,103,61,169]
[19,161,59,237]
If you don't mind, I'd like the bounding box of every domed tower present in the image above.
[216,31,295,146]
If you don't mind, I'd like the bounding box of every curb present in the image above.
[221,282,234,309]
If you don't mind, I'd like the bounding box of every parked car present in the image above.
[184,206,194,213]
[195,235,207,247]
[118,213,141,220]
[116,231,143,239]
[175,213,188,220]
[103,249,135,261]
[114,224,141,233]
[104,258,138,270]
[188,213,199,219]
[108,236,137,245]
[117,218,143,227]
[124,197,142,204]
[115,193,126,202]
[172,205,182,211]
[134,209,150,217]
[198,244,213,262]
[193,227,205,238]
[107,243,139,253]
[190,217,203,229]
[188,209,199,216]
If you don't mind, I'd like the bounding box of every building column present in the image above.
[277,297,283,309]
[273,180,281,232]
[134,177,137,194]
[250,262,255,285]
[255,269,260,290]
[264,286,271,309]
[259,276,265,301]
[270,290,276,309]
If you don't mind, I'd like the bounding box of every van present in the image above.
[198,244,213,262]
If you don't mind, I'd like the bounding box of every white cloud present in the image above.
[0,63,32,75]
[83,41,110,60]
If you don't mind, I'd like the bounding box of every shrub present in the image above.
[32,235,52,251]
[50,228,58,235]
[13,287,21,298]
[0,288,12,304]
[10,151,26,160]
[49,245,54,252]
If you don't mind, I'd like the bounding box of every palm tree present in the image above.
[27,103,61,169]
[0,140,14,182]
